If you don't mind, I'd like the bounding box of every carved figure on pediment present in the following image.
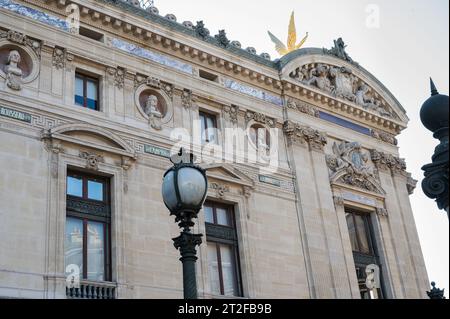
[305,64,334,94]
[5,50,23,90]
[330,66,357,101]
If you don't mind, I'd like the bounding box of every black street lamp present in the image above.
[420,79,449,217]
[162,148,208,299]
[427,282,446,300]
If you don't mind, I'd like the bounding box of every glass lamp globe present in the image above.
[162,166,208,213]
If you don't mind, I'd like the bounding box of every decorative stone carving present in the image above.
[144,94,162,130]
[283,121,328,151]
[107,67,125,89]
[333,195,345,207]
[161,83,173,100]
[230,41,241,49]
[215,30,230,48]
[246,111,275,128]
[242,186,252,199]
[4,50,23,90]
[287,99,320,117]
[195,21,210,39]
[0,30,41,58]
[326,141,384,194]
[246,47,257,55]
[80,151,104,171]
[407,174,418,195]
[370,149,407,175]
[210,182,230,198]
[376,207,389,217]
[289,62,395,119]
[223,104,239,124]
[323,38,356,65]
[181,89,193,109]
[52,47,65,70]
[165,14,177,22]
[182,21,195,30]
[371,129,398,146]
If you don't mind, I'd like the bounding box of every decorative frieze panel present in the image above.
[223,78,283,106]
[283,120,328,151]
[371,129,398,146]
[289,62,396,120]
[287,98,320,117]
[326,141,385,194]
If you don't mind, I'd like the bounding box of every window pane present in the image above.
[346,213,358,252]
[220,244,239,296]
[216,208,231,226]
[206,116,216,143]
[207,243,221,295]
[87,221,105,282]
[65,217,83,278]
[75,76,84,106]
[67,176,83,197]
[200,115,207,143]
[355,215,371,254]
[88,180,103,201]
[204,206,214,224]
[86,80,98,110]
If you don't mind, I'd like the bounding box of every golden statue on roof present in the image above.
[268,11,309,56]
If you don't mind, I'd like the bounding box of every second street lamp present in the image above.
[162,148,208,299]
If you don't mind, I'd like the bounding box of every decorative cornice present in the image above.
[283,120,328,151]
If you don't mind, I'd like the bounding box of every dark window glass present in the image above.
[75,72,99,111]
[345,208,384,299]
[204,202,242,297]
[65,171,111,282]
[199,112,218,144]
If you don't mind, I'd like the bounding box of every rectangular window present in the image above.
[204,201,242,297]
[199,111,218,144]
[65,171,111,282]
[345,208,383,299]
[75,72,99,111]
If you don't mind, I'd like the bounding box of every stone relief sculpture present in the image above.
[5,50,23,90]
[326,141,384,194]
[144,94,163,130]
[290,62,394,118]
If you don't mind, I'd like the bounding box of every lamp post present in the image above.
[162,148,208,299]
[420,79,449,217]
[427,282,446,300]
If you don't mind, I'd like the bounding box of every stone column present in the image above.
[284,121,356,299]
[371,150,430,299]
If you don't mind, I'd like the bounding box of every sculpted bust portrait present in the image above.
[144,94,162,118]
[5,50,23,90]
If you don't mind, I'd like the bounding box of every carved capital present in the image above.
[181,89,193,109]
[107,67,126,89]
[283,121,327,150]
[223,104,239,124]
[333,195,345,207]
[376,207,389,217]
[370,149,407,175]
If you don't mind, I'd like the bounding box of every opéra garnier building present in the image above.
[0,0,430,299]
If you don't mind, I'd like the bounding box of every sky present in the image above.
[152,0,449,296]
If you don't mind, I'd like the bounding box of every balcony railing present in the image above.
[66,281,117,299]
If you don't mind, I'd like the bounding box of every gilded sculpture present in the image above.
[268,11,308,56]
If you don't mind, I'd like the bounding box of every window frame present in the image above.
[75,72,100,111]
[204,201,243,297]
[199,111,218,145]
[66,171,111,282]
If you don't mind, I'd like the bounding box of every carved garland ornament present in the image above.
[246,111,276,128]
[223,104,239,124]
[52,47,73,70]
[370,149,407,175]
[326,141,384,194]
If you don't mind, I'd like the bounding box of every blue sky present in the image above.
[153,0,449,296]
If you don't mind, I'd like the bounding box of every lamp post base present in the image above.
[173,231,203,299]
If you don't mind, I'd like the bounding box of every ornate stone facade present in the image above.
[0,0,428,300]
